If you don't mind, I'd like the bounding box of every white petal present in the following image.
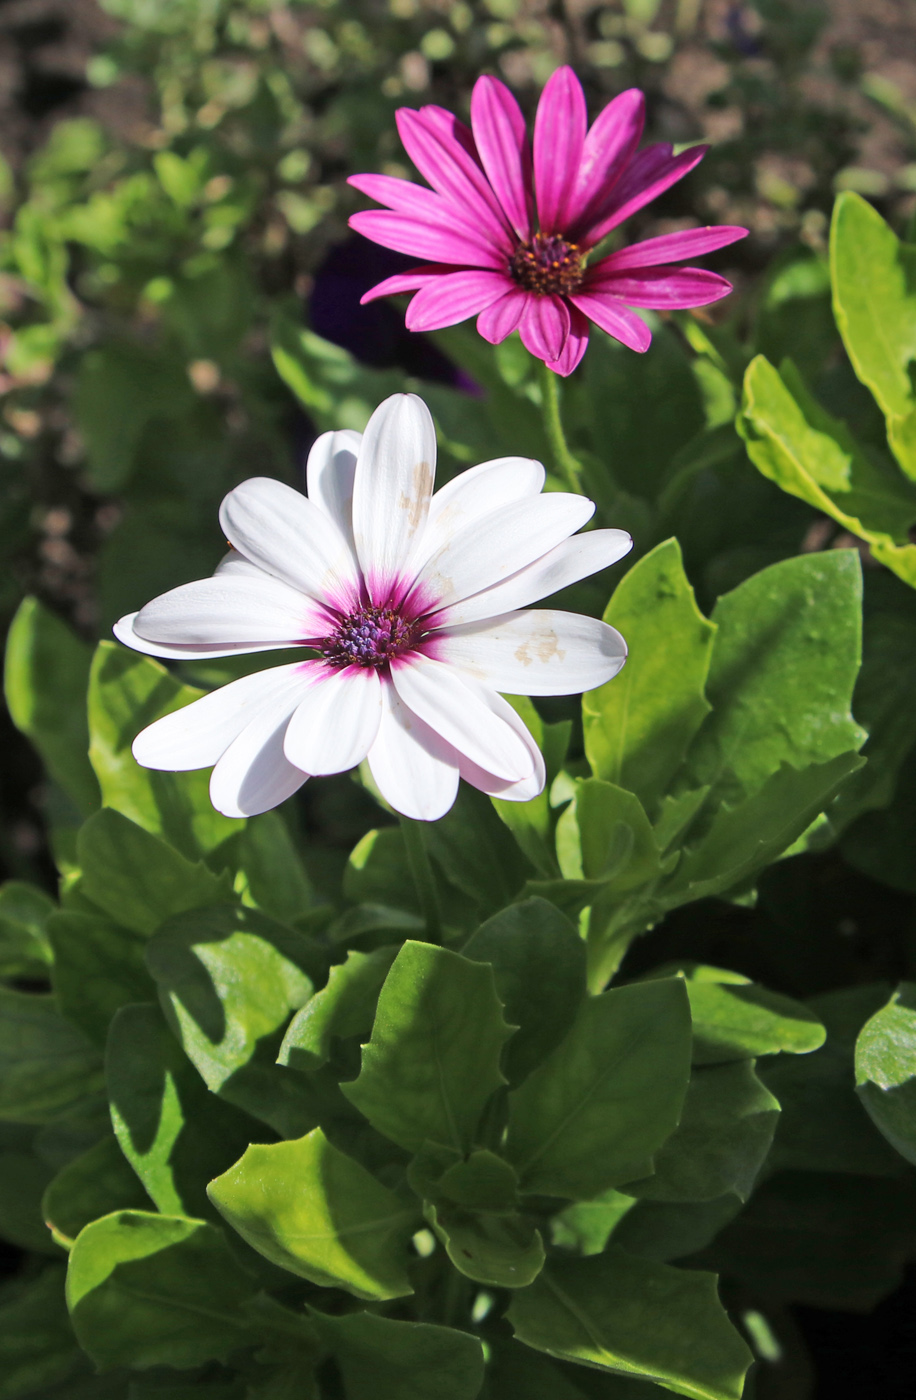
[306,429,361,546]
[114,611,301,662]
[367,681,459,821]
[433,529,633,626]
[409,456,545,574]
[409,493,595,613]
[437,609,628,696]
[391,654,534,782]
[450,678,546,802]
[209,684,310,819]
[220,477,360,612]
[351,394,436,603]
[132,663,309,770]
[214,550,266,579]
[283,665,382,776]
[133,575,332,646]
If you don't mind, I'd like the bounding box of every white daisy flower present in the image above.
[115,394,630,821]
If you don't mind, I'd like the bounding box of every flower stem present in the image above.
[398,815,442,943]
[536,359,583,493]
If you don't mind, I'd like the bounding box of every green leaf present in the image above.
[87,643,237,859]
[0,1266,87,1399]
[424,785,533,919]
[74,344,194,490]
[622,1060,779,1204]
[42,1134,151,1248]
[48,911,154,1046]
[342,941,512,1154]
[583,540,716,813]
[855,982,916,1165]
[270,317,402,430]
[237,812,315,924]
[0,986,103,1123]
[573,780,663,890]
[4,598,100,817]
[66,1211,257,1370]
[675,965,826,1064]
[504,979,691,1199]
[344,829,421,916]
[278,946,398,1073]
[611,1195,742,1266]
[435,1148,520,1209]
[429,1200,545,1288]
[830,191,916,475]
[311,1307,485,1400]
[461,898,586,1085]
[687,551,866,798]
[508,1250,752,1400]
[738,355,916,587]
[107,1002,265,1221]
[0,881,55,980]
[77,809,231,936]
[145,904,324,1136]
[0,1142,57,1252]
[208,1129,417,1300]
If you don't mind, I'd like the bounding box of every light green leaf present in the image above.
[145,905,324,1137]
[208,1130,418,1300]
[0,986,103,1123]
[855,982,916,1165]
[107,1002,265,1221]
[4,598,100,816]
[42,1134,151,1248]
[622,1060,779,1204]
[48,910,154,1046]
[830,191,916,475]
[676,966,826,1064]
[270,318,402,430]
[278,946,398,1073]
[687,551,866,798]
[77,809,231,936]
[583,540,716,813]
[311,1307,485,1400]
[87,643,237,859]
[461,898,586,1085]
[508,1250,752,1400]
[0,1266,87,1398]
[574,780,663,890]
[342,941,512,1153]
[505,979,691,1200]
[428,1201,545,1288]
[66,1211,257,1370]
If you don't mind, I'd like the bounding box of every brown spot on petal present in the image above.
[515,628,565,667]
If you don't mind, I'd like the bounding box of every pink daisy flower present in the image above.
[348,67,747,376]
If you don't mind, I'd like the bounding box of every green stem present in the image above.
[398,814,442,943]
[536,358,582,493]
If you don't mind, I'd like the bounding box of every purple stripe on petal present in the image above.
[476,288,529,344]
[470,75,534,242]
[580,143,708,247]
[587,266,733,309]
[547,302,590,376]
[519,294,570,364]
[569,291,652,352]
[404,270,512,331]
[358,265,451,304]
[534,66,587,234]
[348,173,503,249]
[600,224,748,270]
[396,107,512,244]
[349,211,503,269]
[566,88,645,240]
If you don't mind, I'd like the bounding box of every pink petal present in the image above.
[348,173,504,251]
[395,107,512,245]
[569,291,651,353]
[348,211,503,269]
[359,265,450,305]
[470,75,533,242]
[519,295,570,365]
[566,89,645,240]
[579,143,708,248]
[586,266,733,310]
[476,288,529,344]
[601,224,748,271]
[533,66,587,235]
[546,303,590,377]
[404,270,513,332]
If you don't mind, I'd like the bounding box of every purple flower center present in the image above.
[509,233,585,297]
[319,605,420,669]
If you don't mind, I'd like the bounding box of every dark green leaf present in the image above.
[344,829,421,916]
[0,1265,87,1399]
[505,979,691,1200]
[75,344,194,491]
[0,1143,57,1253]
[0,881,54,980]
[571,780,663,889]
[508,1250,752,1400]
[342,941,512,1154]
[0,987,103,1123]
[429,1201,544,1288]
[237,812,315,925]
[66,1211,257,1370]
[462,898,586,1085]
[311,1307,485,1400]
[424,785,533,919]
[48,911,154,1046]
[855,982,916,1165]
[278,946,398,1073]
[208,1129,417,1300]
[43,1134,152,1248]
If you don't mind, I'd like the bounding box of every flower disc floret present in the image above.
[321,605,421,669]
[509,234,585,298]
